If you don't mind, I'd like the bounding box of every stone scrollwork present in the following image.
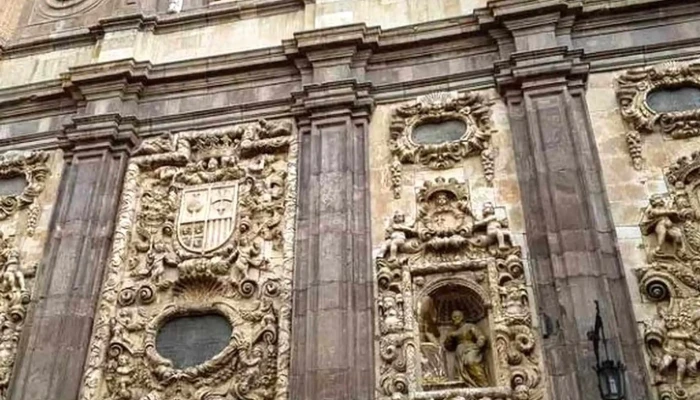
[617,61,700,170]
[79,120,297,400]
[0,151,50,222]
[0,150,53,400]
[389,92,497,198]
[375,177,545,400]
[636,150,700,399]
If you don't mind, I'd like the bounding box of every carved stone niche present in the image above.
[389,92,497,199]
[617,61,700,170]
[78,120,297,400]
[635,150,700,400]
[375,177,544,400]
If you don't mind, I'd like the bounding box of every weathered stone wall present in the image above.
[0,1,24,43]
[589,65,700,400]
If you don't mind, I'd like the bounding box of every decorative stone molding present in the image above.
[36,0,108,19]
[389,92,496,199]
[636,150,700,399]
[617,61,700,170]
[0,150,54,400]
[0,151,50,222]
[78,120,297,400]
[375,177,544,400]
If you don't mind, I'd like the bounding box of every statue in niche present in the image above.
[418,288,489,388]
[641,194,685,254]
[444,310,488,387]
[471,202,511,250]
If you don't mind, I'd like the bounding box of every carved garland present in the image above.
[375,177,544,400]
[617,61,700,170]
[78,120,297,400]
[635,150,700,400]
[389,92,496,199]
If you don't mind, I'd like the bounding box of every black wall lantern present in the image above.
[587,301,626,400]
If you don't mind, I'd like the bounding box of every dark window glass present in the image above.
[0,176,26,196]
[412,120,466,144]
[647,86,700,113]
[156,314,232,369]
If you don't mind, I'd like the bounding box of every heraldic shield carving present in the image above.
[177,183,239,254]
[78,120,297,400]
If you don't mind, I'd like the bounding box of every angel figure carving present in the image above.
[641,194,685,254]
[471,202,511,250]
[379,211,416,262]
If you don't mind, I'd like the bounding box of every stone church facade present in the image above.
[0,1,700,400]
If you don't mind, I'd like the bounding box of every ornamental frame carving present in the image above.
[78,120,297,400]
[616,61,700,170]
[389,92,496,198]
[375,177,544,400]
[0,150,53,400]
[636,150,700,400]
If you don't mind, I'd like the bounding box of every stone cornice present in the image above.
[59,113,139,157]
[495,47,590,93]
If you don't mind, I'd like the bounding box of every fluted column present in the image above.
[285,25,377,400]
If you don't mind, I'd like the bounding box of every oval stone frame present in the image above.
[143,302,240,382]
[617,61,700,169]
[389,91,497,198]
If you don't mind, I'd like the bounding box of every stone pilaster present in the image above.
[8,62,142,400]
[488,2,651,399]
[285,25,376,400]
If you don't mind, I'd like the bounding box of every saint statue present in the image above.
[443,310,489,387]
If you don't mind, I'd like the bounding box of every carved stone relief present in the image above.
[389,92,497,198]
[78,120,297,400]
[617,61,700,170]
[0,150,55,400]
[635,150,700,399]
[375,177,544,400]
[35,0,108,19]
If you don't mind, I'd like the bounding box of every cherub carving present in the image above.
[110,309,146,349]
[641,194,685,254]
[134,242,178,285]
[378,293,403,334]
[379,211,416,261]
[472,202,511,250]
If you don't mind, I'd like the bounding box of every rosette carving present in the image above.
[617,61,700,169]
[389,92,497,198]
[78,120,298,400]
[374,177,545,400]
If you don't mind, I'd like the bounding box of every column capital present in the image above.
[494,47,589,94]
[283,24,379,85]
[291,80,374,125]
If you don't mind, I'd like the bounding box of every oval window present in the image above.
[647,86,700,113]
[0,175,27,196]
[412,120,466,145]
[156,313,232,369]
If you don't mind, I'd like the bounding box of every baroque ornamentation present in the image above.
[0,233,35,400]
[79,120,297,400]
[375,177,544,400]
[636,150,700,399]
[617,61,700,170]
[389,92,497,198]
[0,151,49,221]
[37,0,107,18]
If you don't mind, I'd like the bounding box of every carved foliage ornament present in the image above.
[636,150,700,399]
[375,177,544,400]
[617,61,700,170]
[79,120,297,400]
[0,150,51,399]
[390,92,497,198]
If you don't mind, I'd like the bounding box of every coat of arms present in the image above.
[177,182,238,254]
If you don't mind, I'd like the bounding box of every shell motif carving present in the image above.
[78,120,297,400]
[616,61,700,170]
[389,91,497,199]
[375,177,545,400]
